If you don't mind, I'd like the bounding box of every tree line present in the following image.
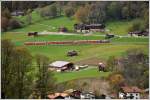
[1,39,56,99]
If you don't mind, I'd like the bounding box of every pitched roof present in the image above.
[49,61,71,68]
[47,93,69,99]
[121,86,143,93]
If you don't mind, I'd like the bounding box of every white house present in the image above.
[119,86,143,99]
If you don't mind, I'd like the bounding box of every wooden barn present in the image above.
[128,30,149,36]
[74,23,105,33]
[49,61,74,72]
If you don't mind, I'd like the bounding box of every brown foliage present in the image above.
[1,17,9,31]
[74,5,91,23]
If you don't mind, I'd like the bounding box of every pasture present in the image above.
[8,10,141,36]
[54,67,110,83]
[2,10,149,83]
[2,32,148,63]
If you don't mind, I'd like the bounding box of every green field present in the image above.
[2,33,149,83]
[2,10,149,83]
[6,10,141,36]
[2,33,148,62]
[54,68,110,83]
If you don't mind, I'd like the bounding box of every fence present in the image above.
[24,40,110,46]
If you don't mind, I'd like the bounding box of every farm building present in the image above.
[128,30,149,36]
[49,61,74,72]
[119,86,144,99]
[47,93,69,99]
[74,23,105,33]
[98,63,106,71]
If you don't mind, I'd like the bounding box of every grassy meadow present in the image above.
[2,9,149,83]
[7,10,141,36]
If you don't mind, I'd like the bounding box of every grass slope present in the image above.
[54,68,110,83]
[105,19,140,35]
[12,14,75,32]
[2,33,148,62]
[9,9,140,35]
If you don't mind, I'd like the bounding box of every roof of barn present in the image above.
[49,61,72,68]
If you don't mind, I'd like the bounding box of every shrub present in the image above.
[128,20,145,32]
[9,18,22,29]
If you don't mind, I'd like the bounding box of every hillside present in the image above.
[6,10,140,36]
[1,1,149,99]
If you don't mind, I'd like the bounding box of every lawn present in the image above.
[54,68,110,83]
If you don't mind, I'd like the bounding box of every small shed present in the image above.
[67,50,78,57]
[49,61,74,72]
[58,27,68,32]
[98,63,106,71]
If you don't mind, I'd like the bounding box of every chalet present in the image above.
[128,30,149,36]
[74,23,105,33]
[11,11,25,16]
[80,92,95,99]
[119,86,144,99]
[47,93,69,99]
[49,61,74,72]
[71,90,82,99]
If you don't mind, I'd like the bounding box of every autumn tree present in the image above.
[64,6,75,18]
[1,8,11,19]
[1,17,9,31]
[74,5,91,23]
[108,73,125,91]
